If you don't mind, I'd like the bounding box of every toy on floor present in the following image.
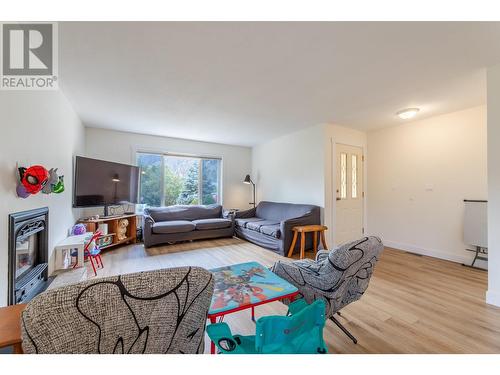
[206,299,327,354]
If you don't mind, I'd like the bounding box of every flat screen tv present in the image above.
[74,156,139,215]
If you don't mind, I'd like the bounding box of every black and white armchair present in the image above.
[20,267,214,354]
[271,236,384,344]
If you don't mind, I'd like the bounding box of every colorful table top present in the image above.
[208,261,298,316]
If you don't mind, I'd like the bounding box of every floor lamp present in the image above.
[243,174,256,208]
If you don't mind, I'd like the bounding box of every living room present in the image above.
[2,1,500,372]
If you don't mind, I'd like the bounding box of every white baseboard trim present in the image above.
[383,240,470,264]
[486,290,500,307]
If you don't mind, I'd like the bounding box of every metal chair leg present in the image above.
[330,316,358,344]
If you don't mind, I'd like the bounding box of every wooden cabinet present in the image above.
[78,214,138,251]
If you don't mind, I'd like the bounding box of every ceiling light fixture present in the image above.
[396,108,420,120]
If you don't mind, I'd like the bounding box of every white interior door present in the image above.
[335,144,364,245]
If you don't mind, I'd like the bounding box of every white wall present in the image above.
[487,66,500,306]
[0,90,85,307]
[367,106,487,264]
[251,124,326,208]
[251,123,367,247]
[84,127,252,211]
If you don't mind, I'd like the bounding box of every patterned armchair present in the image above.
[21,267,214,354]
[271,236,383,344]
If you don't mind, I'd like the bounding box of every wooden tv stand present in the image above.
[78,214,138,250]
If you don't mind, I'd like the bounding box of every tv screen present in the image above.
[74,156,139,208]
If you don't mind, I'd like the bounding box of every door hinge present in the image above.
[362,155,365,162]
[362,191,365,198]
[362,227,365,234]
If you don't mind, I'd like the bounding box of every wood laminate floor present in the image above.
[51,237,500,353]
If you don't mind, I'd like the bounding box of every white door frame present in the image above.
[328,139,367,246]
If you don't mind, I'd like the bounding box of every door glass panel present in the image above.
[351,154,358,198]
[340,152,347,199]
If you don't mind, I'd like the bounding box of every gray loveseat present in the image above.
[143,205,234,248]
[234,201,321,256]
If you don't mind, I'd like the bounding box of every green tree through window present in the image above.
[137,153,162,207]
[137,152,221,207]
[176,162,199,205]
[164,166,184,206]
[201,159,219,204]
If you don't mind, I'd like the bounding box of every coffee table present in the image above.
[207,261,299,354]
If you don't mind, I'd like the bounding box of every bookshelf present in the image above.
[78,213,138,250]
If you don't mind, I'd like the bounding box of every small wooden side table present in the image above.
[287,225,328,259]
[0,304,26,354]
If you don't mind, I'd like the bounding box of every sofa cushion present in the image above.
[260,224,281,239]
[246,220,280,232]
[255,201,318,222]
[235,217,265,228]
[193,218,232,230]
[145,205,222,222]
[152,220,195,234]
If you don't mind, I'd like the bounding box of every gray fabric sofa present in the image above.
[143,204,234,248]
[21,267,214,354]
[234,201,321,256]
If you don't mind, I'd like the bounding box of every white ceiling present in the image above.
[59,22,500,147]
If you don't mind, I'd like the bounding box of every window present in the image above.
[137,152,221,207]
[351,154,358,198]
[340,152,347,199]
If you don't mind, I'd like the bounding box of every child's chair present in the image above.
[83,231,104,276]
[207,299,327,354]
